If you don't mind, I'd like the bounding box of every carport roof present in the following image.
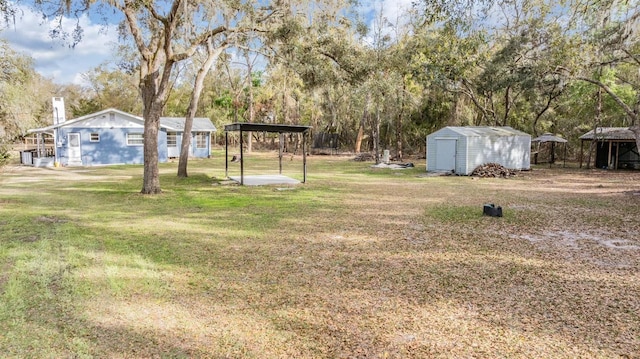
[224,123,311,133]
[532,133,568,143]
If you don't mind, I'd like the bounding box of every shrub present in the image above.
[0,144,11,167]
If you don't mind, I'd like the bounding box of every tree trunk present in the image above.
[587,86,603,169]
[355,93,370,153]
[630,125,640,156]
[373,105,381,164]
[141,81,163,194]
[396,81,406,161]
[178,42,225,178]
[139,53,175,194]
[245,50,254,154]
[503,85,511,126]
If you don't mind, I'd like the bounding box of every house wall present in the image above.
[168,132,211,159]
[192,132,211,158]
[56,127,169,166]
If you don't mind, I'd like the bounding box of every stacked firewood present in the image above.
[471,163,517,178]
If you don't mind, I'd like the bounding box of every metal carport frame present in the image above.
[224,123,312,185]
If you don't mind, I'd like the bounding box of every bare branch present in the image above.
[576,76,638,123]
[122,4,152,60]
[171,26,227,62]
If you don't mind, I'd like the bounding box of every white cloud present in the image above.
[359,0,414,46]
[0,4,119,85]
[379,0,413,25]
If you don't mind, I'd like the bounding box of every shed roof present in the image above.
[532,133,568,143]
[432,126,530,137]
[580,127,636,141]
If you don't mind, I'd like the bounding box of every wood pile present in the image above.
[471,163,517,178]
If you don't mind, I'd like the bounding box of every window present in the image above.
[195,132,207,149]
[90,133,100,142]
[127,133,144,146]
[167,132,177,147]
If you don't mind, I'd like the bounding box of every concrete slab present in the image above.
[229,175,301,186]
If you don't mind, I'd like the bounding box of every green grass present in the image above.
[1,153,639,358]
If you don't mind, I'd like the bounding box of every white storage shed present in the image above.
[426,126,531,175]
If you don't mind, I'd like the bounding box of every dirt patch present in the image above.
[19,235,41,243]
[0,261,12,294]
[515,230,640,250]
[34,216,67,224]
[0,165,135,196]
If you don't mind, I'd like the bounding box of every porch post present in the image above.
[608,141,613,169]
[37,133,42,157]
[53,129,58,165]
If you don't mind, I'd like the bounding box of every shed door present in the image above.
[435,139,456,172]
[67,133,82,166]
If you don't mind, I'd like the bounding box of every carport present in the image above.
[224,123,312,185]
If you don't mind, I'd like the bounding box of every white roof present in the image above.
[160,117,216,132]
[436,126,530,137]
[28,108,216,133]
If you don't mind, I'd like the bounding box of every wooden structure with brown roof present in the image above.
[579,127,640,169]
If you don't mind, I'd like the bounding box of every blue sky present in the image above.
[0,0,413,85]
[1,3,120,84]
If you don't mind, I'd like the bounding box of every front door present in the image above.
[67,133,82,166]
[167,132,179,158]
[435,139,457,172]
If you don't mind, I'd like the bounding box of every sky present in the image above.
[0,0,413,85]
[1,4,120,85]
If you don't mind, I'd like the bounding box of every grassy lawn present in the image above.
[1,151,639,358]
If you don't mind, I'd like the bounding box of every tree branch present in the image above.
[575,76,638,124]
[171,26,228,62]
[122,3,152,61]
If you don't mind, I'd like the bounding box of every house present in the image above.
[426,126,531,175]
[579,127,640,170]
[23,108,216,167]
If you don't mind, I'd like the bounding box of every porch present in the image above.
[20,133,56,167]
